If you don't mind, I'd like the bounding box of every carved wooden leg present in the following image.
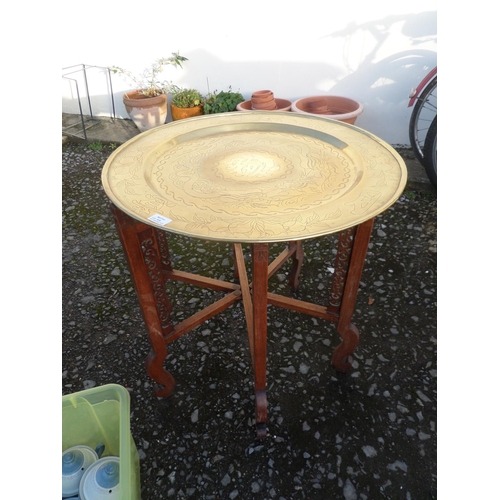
[331,323,360,372]
[251,243,269,439]
[330,218,375,371]
[111,204,176,397]
[232,244,241,282]
[288,241,304,290]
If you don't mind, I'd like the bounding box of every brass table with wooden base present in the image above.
[102,112,407,438]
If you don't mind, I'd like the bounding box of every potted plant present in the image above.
[169,86,204,121]
[110,52,187,132]
[203,87,244,114]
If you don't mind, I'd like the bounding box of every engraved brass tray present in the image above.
[102,112,407,243]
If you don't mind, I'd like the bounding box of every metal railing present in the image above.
[62,64,116,140]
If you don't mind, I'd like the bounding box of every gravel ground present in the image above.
[62,140,437,499]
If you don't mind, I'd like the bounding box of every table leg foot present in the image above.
[255,390,268,439]
[146,348,176,398]
[256,422,267,439]
[332,323,359,372]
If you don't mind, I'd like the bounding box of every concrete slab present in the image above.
[62,113,140,144]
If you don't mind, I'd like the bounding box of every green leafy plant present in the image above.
[88,140,104,151]
[170,87,204,108]
[203,87,244,114]
[110,52,188,98]
[403,189,417,200]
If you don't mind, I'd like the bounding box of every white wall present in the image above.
[61,0,437,146]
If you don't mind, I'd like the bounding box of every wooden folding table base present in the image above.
[112,205,374,439]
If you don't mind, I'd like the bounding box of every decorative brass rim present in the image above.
[102,112,407,243]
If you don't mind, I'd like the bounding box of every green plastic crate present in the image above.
[62,384,141,499]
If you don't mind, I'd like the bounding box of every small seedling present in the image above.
[88,140,103,151]
[403,189,417,200]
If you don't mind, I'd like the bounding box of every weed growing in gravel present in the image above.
[87,141,119,152]
[88,140,104,152]
[403,189,417,200]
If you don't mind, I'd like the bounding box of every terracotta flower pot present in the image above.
[237,98,292,112]
[306,98,329,114]
[170,103,204,121]
[251,90,277,110]
[291,96,363,124]
[123,90,167,132]
[251,90,274,101]
[253,102,277,110]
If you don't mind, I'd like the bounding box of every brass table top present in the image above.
[102,112,407,243]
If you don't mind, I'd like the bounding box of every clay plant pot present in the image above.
[251,90,277,110]
[252,101,277,110]
[305,98,329,114]
[170,103,204,121]
[237,98,292,112]
[122,90,167,132]
[291,95,363,124]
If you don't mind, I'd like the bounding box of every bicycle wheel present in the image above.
[422,116,437,187]
[409,76,437,165]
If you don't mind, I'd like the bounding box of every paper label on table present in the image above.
[148,214,172,226]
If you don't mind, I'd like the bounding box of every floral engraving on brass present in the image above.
[102,112,407,242]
